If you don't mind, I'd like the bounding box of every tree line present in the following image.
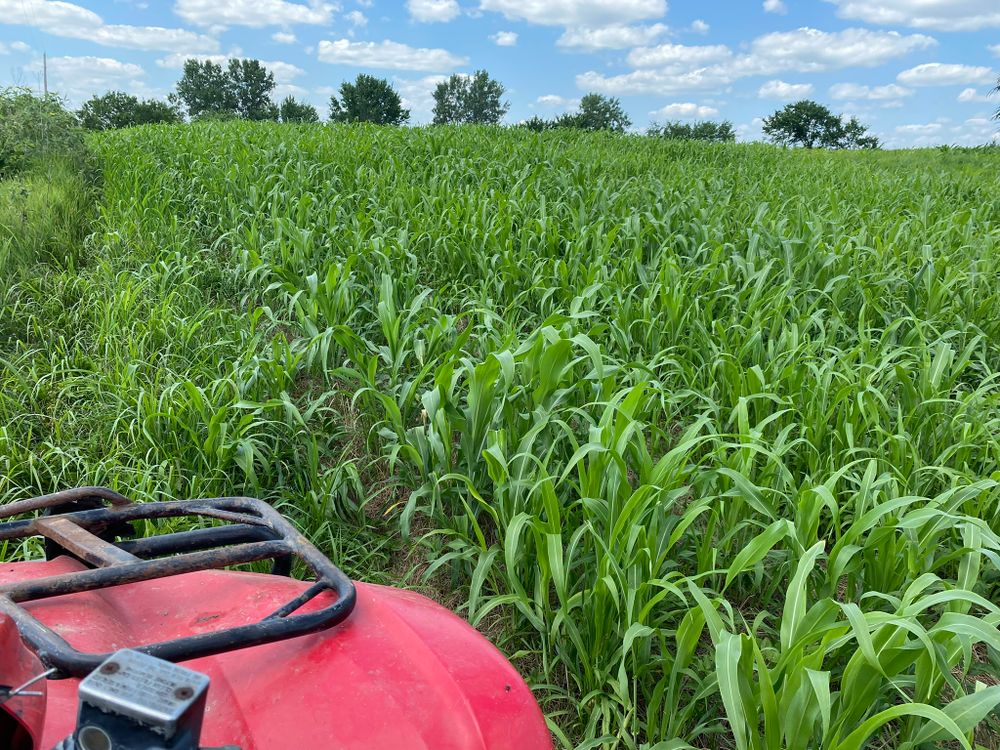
[74,56,1000,149]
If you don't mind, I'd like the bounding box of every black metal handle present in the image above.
[0,491,357,678]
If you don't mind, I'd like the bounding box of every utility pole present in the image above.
[43,52,48,96]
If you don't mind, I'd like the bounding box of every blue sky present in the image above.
[1,0,997,146]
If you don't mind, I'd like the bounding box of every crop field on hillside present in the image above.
[3,124,1000,748]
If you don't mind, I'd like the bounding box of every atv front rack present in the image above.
[0,488,356,678]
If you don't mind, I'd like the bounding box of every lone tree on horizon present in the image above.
[763,100,879,149]
[329,75,409,125]
[172,58,276,121]
[432,70,508,125]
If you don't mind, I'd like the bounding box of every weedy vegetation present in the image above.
[2,121,1000,749]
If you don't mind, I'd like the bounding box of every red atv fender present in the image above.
[0,491,552,750]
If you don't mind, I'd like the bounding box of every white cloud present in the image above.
[479,0,666,26]
[407,0,460,22]
[897,62,996,86]
[758,79,814,98]
[157,54,305,83]
[627,42,731,68]
[536,93,579,109]
[824,1,1000,31]
[896,122,942,135]
[763,0,787,14]
[346,9,367,25]
[957,87,991,102]
[317,39,467,71]
[746,27,936,73]
[829,82,912,100]
[577,67,732,96]
[491,30,518,45]
[274,83,309,99]
[578,27,935,96]
[0,0,218,53]
[174,0,337,28]
[1,40,31,54]
[690,19,709,33]
[272,31,298,42]
[558,23,669,51]
[989,44,1000,57]
[394,74,449,120]
[33,55,146,102]
[650,102,719,119]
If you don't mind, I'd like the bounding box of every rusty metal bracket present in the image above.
[0,489,357,678]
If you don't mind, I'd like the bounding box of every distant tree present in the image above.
[174,59,235,119]
[838,116,880,149]
[432,70,508,125]
[0,87,85,178]
[573,93,631,132]
[278,96,319,123]
[329,75,409,125]
[77,91,180,130]
[649,120,736,143]
[226,59,277,121]
[520,115,554,132]
[763,100,878,149]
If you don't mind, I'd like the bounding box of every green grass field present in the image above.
[3,123,1000,748]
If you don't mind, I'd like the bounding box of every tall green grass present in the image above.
[3,122,1000,748]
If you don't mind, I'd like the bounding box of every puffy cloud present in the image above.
[345,10,367,25]
[32,55,147,102]
[272,31,298,43]
[491,30,519,46]
[558,24,669,51]
[174,0,337,28]
[479,0,666,26]
[407,0,460,22]
[763,0,787,14]
[745,27,936,73]
[823,0,1000,31]
[828,82,912,100]
[394,74,449,120]
[626,42,730,68]
[991,44,1000,57]
[317,39,467,71]
[649,102,719,119]
[578,27,935,96]
[896,122,943,135]
[0,0,218,53]
[690,19,709,33]
[957,88,991,102]
[576,67,733,96]
[758,80,814,99]
[536,93,580,109]
[897,62,996,86]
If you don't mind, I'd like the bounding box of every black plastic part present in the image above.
[0,489,357,679]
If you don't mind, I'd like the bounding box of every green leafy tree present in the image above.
[520,116,554,132]
[174,59,236,119]
[278,96,319,123]
[0,88,85,178]
[839,116,880,149]
[649,120,736,143]
[763,100,878,149]
[329,75,409,125]
[432,70,509,125]
[77,91,181,130]
[227,59,278,121]
[573,93,631,132]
